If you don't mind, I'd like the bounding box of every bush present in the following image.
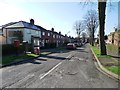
[2,44,23,56]
[44,43,56,49]
[50,43,56,48]
[2,44,33,56]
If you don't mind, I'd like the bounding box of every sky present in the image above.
[0,0,119,37]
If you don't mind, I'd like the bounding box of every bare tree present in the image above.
[80,0,107,55]
[73,20,85,44]
[74,20,84,38]
[84,10,98,46]
[81,32,87,43]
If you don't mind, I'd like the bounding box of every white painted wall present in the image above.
[2,28,41,44]
[23,28,41,44]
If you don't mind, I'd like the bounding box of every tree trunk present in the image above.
[98,0,107,55]
[91,27,95,46]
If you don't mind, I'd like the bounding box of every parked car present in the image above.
[67,43,76,50]
[74,42,82,47]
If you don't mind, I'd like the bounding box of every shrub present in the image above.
[2,44,23,56]
[2,44,33,56]
[44,43,56,49]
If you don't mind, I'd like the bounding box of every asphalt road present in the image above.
[0,44,119,88]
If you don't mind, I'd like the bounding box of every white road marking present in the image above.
[40,62,62,80]
[39,53,73,80]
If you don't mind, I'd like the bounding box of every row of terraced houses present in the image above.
[0,19,74,51]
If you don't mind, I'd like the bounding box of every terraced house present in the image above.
[1,19,73,51]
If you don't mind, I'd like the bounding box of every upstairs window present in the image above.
[27,29,31,34]
[48,33,50,36]
[36,31,39,35]
[42,32,45,36]
[53,35,55,38]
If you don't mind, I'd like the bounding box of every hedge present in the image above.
[2,44,33,56]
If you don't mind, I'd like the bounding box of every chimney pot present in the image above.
[51,28,54,32]
[30,19,34,25]
[59,31,61,34]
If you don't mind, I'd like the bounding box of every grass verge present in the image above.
[105,66,120,75]
[106,44,118,52]
[91,46,113,58]
[2,54,39,65]
[91,45,119,75]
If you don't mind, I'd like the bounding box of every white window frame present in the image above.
[48,33,50,36]
[36,31,39,35]
[42,32,45,36]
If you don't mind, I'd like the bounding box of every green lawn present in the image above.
[105,66,120,75]
[91,46,113,58]
[2,54,39,65]
[107,44,118,52]
[91,45,119,75]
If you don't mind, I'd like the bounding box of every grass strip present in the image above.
[105,66,120,75]
[91,46,113,58]
[91,45,119,75]
[2,54,39,65]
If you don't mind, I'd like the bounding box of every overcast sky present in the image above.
[0,0,119,37]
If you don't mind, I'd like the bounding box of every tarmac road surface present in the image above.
[0,44,119,88]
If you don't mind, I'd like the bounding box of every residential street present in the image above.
[1,44,118,88]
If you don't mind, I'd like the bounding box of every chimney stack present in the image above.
[59,31,61,34]
[30,19,34,25]
[51,28,54,32]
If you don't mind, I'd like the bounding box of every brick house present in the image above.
[107,28,120,46]
[39,27,71,48]
[1,19,74,49]
[107,32,114,44]
[113,29,120,46]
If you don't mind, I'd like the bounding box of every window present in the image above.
[42,32,44,35]
[53,35,55,38]
[46,39,48,43]
[34,39,39,45]
[36,31,39,35]
[42,40,45,46]
[27,29,31,34]
[0,29,2,35]
[48,33,50,36]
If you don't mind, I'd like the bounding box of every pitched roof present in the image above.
[2,22,17,28]
[35,25,47,31]
[3,21,41,30]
